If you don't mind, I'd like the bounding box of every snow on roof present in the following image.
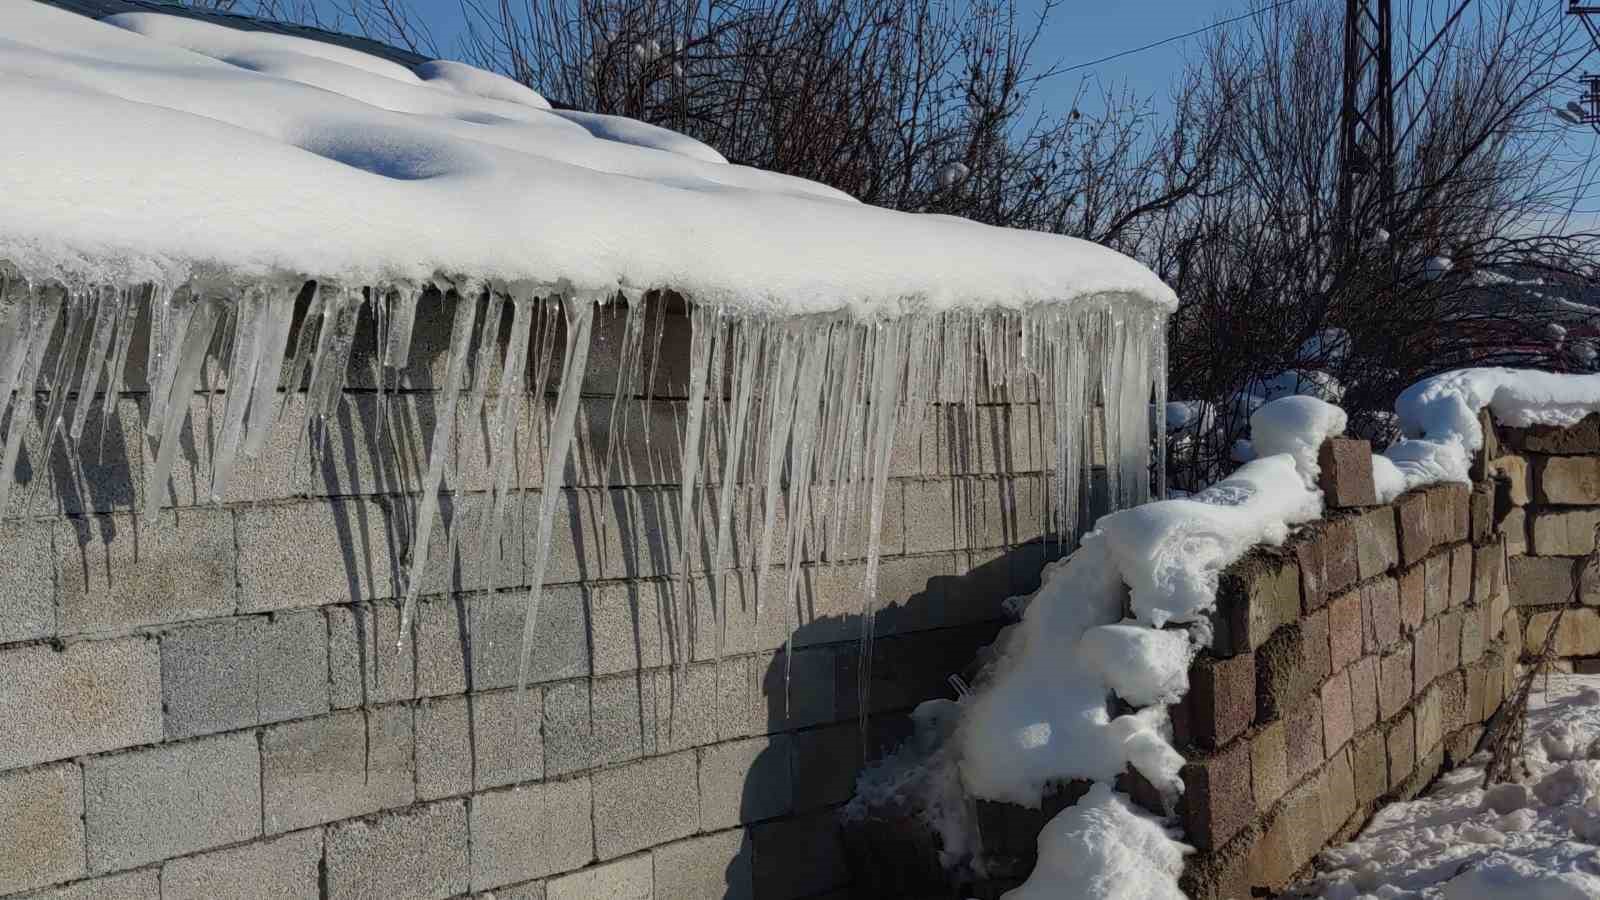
[0,2,1176,315]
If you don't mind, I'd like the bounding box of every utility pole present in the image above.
[1337,0,1395,259]
[1568,2,1600,128]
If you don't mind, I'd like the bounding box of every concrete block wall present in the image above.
[1175,439,1519,899]
[0,292,1069,900]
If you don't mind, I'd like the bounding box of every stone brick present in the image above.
[1504,415,1600,454]
[261,707,415,834]
[1256,622,1325,723]
[1251,720,1288,814]
[160,611,328,739]
[653,829,753,900]
[471,688,546,790]
[1379,644,1414,720]
[1387,710,1416,788]
[1361,577,1402,654]
[1396,492,1433,566]
[236,499,399,611]
[1423,552,1450,620]
[1322,670,1354,756]
[1286,696,1325,782]
[1535,455,1600,504]
[750,812,847,900]
[0,763,85,895]
[590,673,655,768]
[1351,729,1388,805]
[1180,741,1252,851]
[1318,438,1377,507]
[1531,509,1600,556]
[1415,684,1444,755]
[593,751,700,859]
[1183,653,1257,748]
[1349,655,1379,731]
[1248,780,1321,891]
[1525,609,1600,658]
[548,856,653,900]
[790,725,868,813]
[1426,484,1470,546]
[1323,516,1361,597]
[470,779,594,890]
[700,736,792,830]
[1449,544,1473,607]
[18,870,159,900]
[1500,506,1528,555]
[470,588,591,689]
[83,731,260,872]
[1461,604,1485,666]
[1487,453,1532,505]
[1329,589,1362,671]
[412,595,470,697]
[1356,507,1400,579]
[1440,670,1468,738]
[0,637,161,770]
[1510,554,1574,607]
[1470,485,1494,544]
[1321,749,1357,842]
[1293,529,1328,611]
[0,520,57,643]
[327,801,469,900]
[57,509,234,635]
[1398,564,1425,633]
[1467,663,1488,724]
[413,695,471,801]
[327,603,415,708]
[1438,608,1462,674]
[161,828,322,900]
[1212,552,1300,656]
[1474,540,1508,608]
[1413,618,1440,691]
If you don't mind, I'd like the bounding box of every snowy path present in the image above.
[1290,672,1600,899]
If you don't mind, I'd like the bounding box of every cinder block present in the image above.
[750,812,847,900]
[1318,438,1376,508]
[1292,528,1328,612]
[1531,509,1600,556]
[1449,544,1472,607]
[1525,609,1600,657]
[326,800,469,900]
[1461,603,1485,666]
[469,587,591,690]
[1499,506,1528,556]
[592,752,699,860]
[58,509,234,635]
[161,611,328,739]
[469,778,593,890]
[653,829,753,900]
[1470,485,1493,544]
[1351,729,1388,805]
[327,603,414,708]
[414,695,471,801]
[0,520,56,643]
[236,499,398,612]
[1415,684,1444,756]
[1212,552,1300,656]
[1413,618,1440,691]
[1181,653,1256,749]
[7,396,143,519]
[1349,655,1378,731]
[1361,577,1401,654]
[1426,484,1470,545]
[18,869,159,900]
[1386,710,1416,788]
[1438,608,1462,674]
[0,637,161,770]
[1398,565,1424,633]
[1355,507,1399,580]
[413,595,470,698]
[472,688,545,790]
[1509,555,1573,607]
[1534,455,1600,504]
[547,855,652,900]
[161,828,321,900]
[755,648,837,733]
[0,763,85,894]
[1379,644,1414,721]
[83,731,261,872]
[790,724,865,813]
[1487,453,1531,506]
[1322,517,1361,597]
[1285,696,1324,782]
[1328,589,1362,671]
[1250,719,1288,814]
[1502,415,1600,454]
[1322,670,1354,756]
[261,707,415,833]
[541,680,593,777]
[699,736,793,830]
[1423,552,1449,620]
[1180,741,1253,851]
[1321,749,1357,841]
[590,672,656,767]
[1395,492,1432,567]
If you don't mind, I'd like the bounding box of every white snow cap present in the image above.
[0,2,1175,316]
[1002,783,1190,900]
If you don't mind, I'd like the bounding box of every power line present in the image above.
[1048,0,1306,78]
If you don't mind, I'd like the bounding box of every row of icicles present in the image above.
[0,270,1166,715]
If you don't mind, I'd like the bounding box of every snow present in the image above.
[0,2,1175,316]
[1003,783,1191,900]
[1294,673,1600,900]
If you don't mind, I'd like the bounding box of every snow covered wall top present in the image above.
[0,1,1176,315]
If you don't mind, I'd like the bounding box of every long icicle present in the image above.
[516,295,594,693]
[0,284,63,513]
[477,293,534,597]
[144,296,222,520]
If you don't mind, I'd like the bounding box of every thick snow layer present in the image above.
[1296,673,1600,900]
[1003,783,1190,900]
[1249,396,1348,488]
[0,2,1175,315]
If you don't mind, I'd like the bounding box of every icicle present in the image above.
[709,318,762,666]
[775,324,831,708]
[241,285,299,459]
[299,286,362,477]
[39,289,91,452]
[68,286,119,441]
[0,282,62,512]
[209,287,270,501]
[145,285,188,438]
[669,302,717,668]
[143,296,222,520]
[97,286,142,453]
[516,296,595,692]
[471,293,506,413]
[477,293,534,597]
[386,286,420,369]
[398,289,480,648]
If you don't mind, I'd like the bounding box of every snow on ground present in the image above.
[1292,673,1600,900]
[0,2,1175,315]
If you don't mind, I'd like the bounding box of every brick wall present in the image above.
[0,293,1070,900]
[1175,437,1519,899]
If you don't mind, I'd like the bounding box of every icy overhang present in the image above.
[0,2,1176,317]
